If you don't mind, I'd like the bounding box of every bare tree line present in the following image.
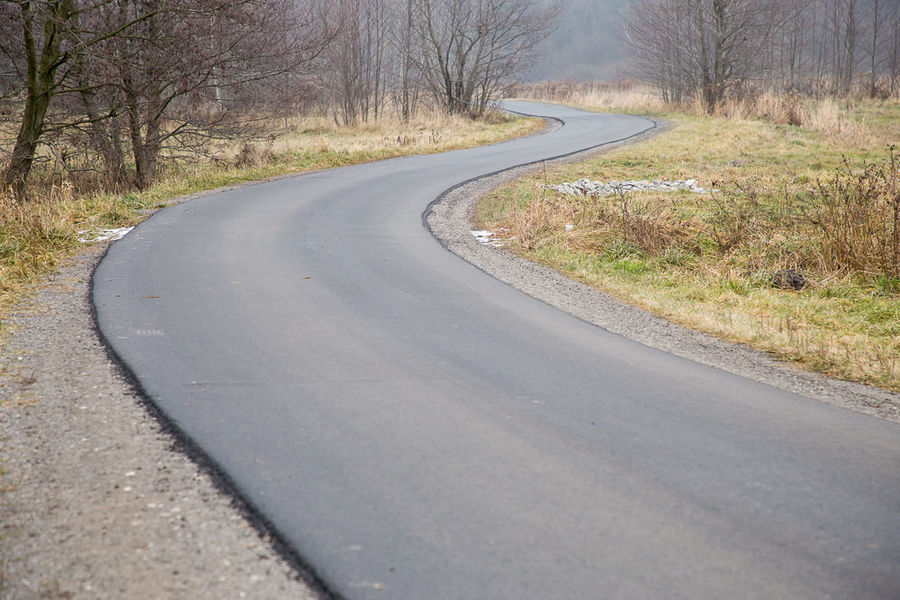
[0,0,333,198]
[625,0,900,112]
[0,0,556,201]
[320,0,558,125]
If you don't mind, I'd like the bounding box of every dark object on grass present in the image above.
[772,269,807,290]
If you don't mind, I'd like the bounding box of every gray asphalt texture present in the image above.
[93,102,900,600]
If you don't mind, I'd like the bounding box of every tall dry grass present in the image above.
[805,154,900,278]
[512,80,667,113]
[505,150,900,283]
[514,80,879,141]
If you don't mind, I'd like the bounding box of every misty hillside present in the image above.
[526,0,635,81]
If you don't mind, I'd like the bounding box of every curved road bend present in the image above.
[93,102,899,599]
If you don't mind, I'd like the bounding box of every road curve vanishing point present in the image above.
[93,102,900,600]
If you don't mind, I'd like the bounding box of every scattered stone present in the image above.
[772,269,807,290]
[546,178,714,197]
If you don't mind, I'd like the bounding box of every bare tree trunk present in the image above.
[2,0,73,201]
[71,52,127,189]
[399,0,415,121]
[712,0,726,109]
[831,0,858,94]
[890,6,900,96]
[78,87,127,189]
[121,62,160,190]
[843,0,857,94]
[869,0,880,97]
[814,0,829,90]
[697,0,715,112]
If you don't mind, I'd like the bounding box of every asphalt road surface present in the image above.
[93,102,900,599]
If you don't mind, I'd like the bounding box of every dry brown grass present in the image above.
[515,81,886,146]
[478,99,900,390]
[513,80,667,114]
[805,156,900,277]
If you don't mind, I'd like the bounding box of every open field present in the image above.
[0,111,541,327]
[479,95,900,390]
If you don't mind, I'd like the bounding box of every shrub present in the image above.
[803,150,900,278]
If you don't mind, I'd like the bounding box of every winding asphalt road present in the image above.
[93,102,900,599]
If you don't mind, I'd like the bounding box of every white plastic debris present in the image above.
[78,227,134,243]
[470,230,505,247]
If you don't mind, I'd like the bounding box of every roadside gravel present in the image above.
[0,245,323,599]
[427,125,900,423]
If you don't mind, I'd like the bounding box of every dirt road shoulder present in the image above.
[0,246,323,599]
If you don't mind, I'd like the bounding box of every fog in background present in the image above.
[526,0,633,81]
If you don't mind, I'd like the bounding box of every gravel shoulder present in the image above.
[0,245,323,599]
[426,122,900,423]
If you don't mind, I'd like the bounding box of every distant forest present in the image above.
[527,0,634,81]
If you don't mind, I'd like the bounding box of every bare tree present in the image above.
[627,0,779,112]
[323,0,390,125]
[0,0,332,197]
[829,0,860,93]
[0,1,157,199]
[111,0,332,189]
[1,1,74,199]
[392,0,422,120]
[416,0,558,116]
[626,0,694,104]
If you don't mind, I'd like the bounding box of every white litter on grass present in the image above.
[78,227,134,243]
[471,230,505,247]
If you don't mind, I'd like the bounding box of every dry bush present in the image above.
[508,193,576,249]
[802,153,900,278]
[478,108,514,124]
[708,92,874,138]
[0,182,81,301]
[739,91,804,126]
[232,142,276,168]
[679,151,900,281]
[517,152,900,286]
[801,98,864,137]
[516,190,702,260]
[610,195,690,255]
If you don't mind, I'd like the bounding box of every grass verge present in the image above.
[477,100,900,391]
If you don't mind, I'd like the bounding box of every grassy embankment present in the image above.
[479,87,900,390]
[0,112,541,325]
